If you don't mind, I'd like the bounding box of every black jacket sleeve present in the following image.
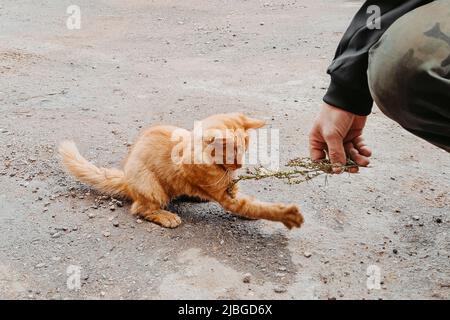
[323,0,434,116]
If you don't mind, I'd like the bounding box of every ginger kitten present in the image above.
[59,113,303,229]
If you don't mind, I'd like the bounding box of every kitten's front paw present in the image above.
[281,205,304,229]
[145,210,182,228]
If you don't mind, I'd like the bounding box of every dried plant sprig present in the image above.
[227,158,359,197]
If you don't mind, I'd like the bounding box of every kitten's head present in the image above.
[201,113,265,171]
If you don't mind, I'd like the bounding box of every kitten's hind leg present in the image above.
[127,169,181,228]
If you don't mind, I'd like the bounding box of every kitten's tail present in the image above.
[58,140,130,198]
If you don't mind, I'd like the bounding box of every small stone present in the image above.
[273,286,287,293]
[115,200,123,207]
[100,291,106,297]
[88,213,95,219]
[260,22,265,25]
[51,232,61,238]
[412,216,420,221]
[278,266,287,271]
[109,205,115,211]
[136,219,143,224]
[35,263,45,268]
[103,231,111,237]
[112,220,119,227]
[304,251,312,258]
[242,273,252,283]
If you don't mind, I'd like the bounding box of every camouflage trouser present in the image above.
[368,0,450,152]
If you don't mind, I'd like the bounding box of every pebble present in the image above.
[51,232,61,238]
[112,220,119,227]
[278,266,287,271]
[412,216,420,221]
[88,213,95,219]
[304,251,312,258]
[109,205,116,211]
[273,286,287,293]
[136,219,143,224]
[242,273,252,283]
[103,231,111,237]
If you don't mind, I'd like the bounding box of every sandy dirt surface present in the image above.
[0,0,449,299]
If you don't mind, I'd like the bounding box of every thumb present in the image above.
[325,136,346,173]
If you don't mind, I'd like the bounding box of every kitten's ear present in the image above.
[243,116,265,130]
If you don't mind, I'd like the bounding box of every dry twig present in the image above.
[227,158,359,196]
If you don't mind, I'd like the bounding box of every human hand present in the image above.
[309,103,372,173]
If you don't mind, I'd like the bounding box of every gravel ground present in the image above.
[0,0,448,299]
